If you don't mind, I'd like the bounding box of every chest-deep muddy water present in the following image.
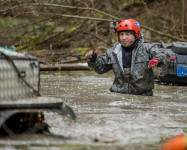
[0,71,187,150]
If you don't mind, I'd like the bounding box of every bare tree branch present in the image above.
[31,3,187,41]
[24,12,114,22]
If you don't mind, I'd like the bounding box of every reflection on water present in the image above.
[0,71,187,150]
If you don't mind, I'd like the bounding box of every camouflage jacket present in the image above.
[88,40,171,96]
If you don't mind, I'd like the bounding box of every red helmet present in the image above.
[117,19,141,41]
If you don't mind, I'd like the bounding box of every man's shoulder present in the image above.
[142,42,158,50]
[107,42,121,53]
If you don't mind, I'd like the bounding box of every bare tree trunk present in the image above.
[168,0,176,36]
[181,0,185,38]
[141,0,154,27]
[91,0,99,46]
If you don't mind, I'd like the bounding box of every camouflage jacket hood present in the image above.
[88,40,171,95]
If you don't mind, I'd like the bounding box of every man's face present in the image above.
[119,31,135,47]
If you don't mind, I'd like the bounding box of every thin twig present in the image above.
[24,12,114,22]
[75,0,89,7]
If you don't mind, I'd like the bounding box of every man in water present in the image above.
[85,19,170,96]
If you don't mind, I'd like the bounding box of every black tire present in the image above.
[172,42,187,55]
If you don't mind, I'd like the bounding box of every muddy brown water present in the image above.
[0,71,187,150]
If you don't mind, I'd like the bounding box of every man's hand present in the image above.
[85,50,98,62]
[148,59,159,68]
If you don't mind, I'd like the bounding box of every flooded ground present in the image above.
[0,71,187,150]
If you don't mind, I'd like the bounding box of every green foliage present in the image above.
[183,127,187,133]
[92,114,104,117]
[67,26,80,34]
[96,13,104,18]
[122,2,128,7]
[15,35,41,52]
[0,16,28,26]
[48,58,57,64]
[76,47,90,54]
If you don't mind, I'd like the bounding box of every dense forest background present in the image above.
[0,0,186,59]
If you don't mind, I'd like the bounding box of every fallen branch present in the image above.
[141,25,187,42]
[40,63,91,71]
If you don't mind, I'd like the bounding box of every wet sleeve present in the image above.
[88,51,112,74]
[147,44,171,67]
